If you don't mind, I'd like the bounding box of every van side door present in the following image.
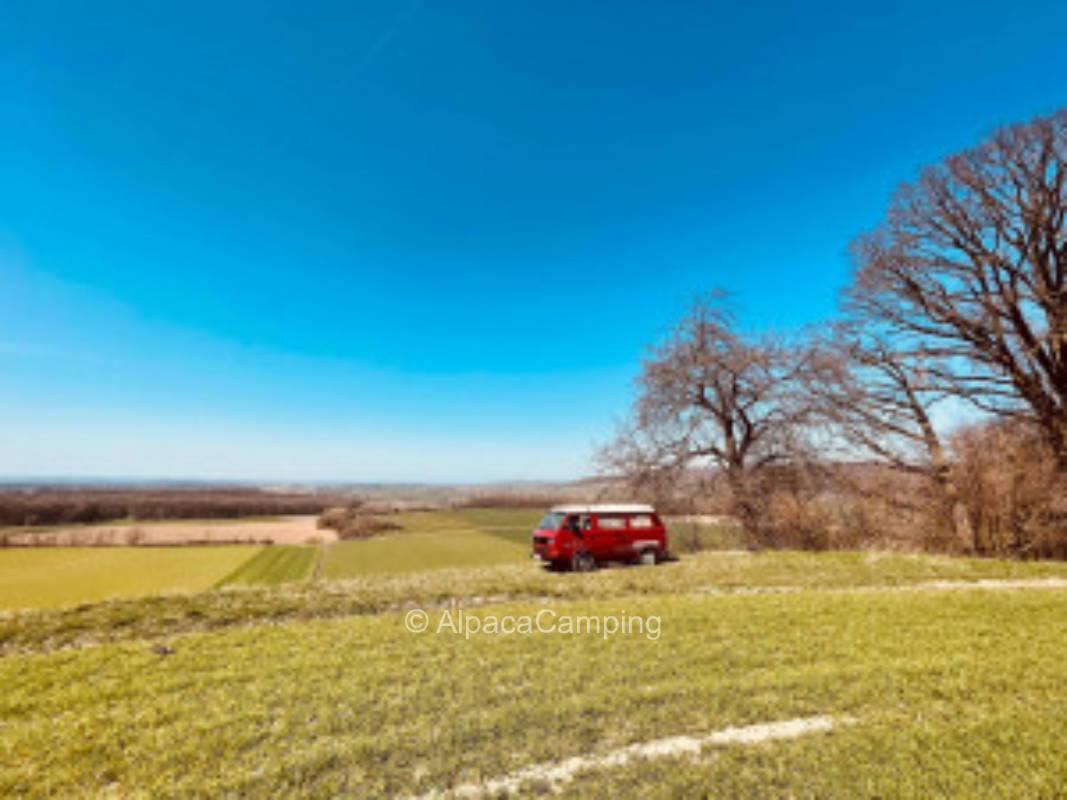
[592,513,627,559]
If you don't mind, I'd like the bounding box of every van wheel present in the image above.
[571,550,596,573]
[638,550,657,566]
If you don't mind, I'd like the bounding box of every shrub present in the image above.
[667,519,746,553]
[951,421,1067,559]
[316,506,402,540]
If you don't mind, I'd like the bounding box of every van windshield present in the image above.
[537,512,565,531]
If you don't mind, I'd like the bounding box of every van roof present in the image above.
[550,504,656,514]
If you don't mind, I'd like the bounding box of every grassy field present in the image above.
[0,508,537,612]
[0,508,540,612]
[321,508,540,577]
[0,507,733,608]
[0,546,262,611]
[218,545,318,587]
[4,548,1067,654]
[1,569,1064,797]
[3,511,1067,796]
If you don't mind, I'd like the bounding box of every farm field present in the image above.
[217,545,319,587]
[0,508,540,611]
[398,507,542,538]
[0,508,539,612]
[0,546,261,611]
[1,565,1065,797]
[0,506,735,607]
[0,514,331,546]
[321,508,540,577]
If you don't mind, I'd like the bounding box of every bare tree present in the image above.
[599,292,814,540]
[809,323,952,486]
[806,323,973,545]
[848,109,1067,467]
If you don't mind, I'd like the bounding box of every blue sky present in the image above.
[2,1,1065,482]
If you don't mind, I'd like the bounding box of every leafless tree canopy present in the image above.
[602,111,1067,558]
[600,293,814,534]
[848,110,1067,466]
[808,323,951,484]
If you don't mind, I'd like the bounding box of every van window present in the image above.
[538,512,564,530]
[630,515,653,528]
[596,514,626,530]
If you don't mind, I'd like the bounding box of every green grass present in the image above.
[4,511,1067,796]
[217,545,318,587]
[1,586,1064,797]
[391,506,542,545]
[0,546,262,611]
[322,529,527,577]
[428,506,543,546]
[4,549,1067,655]
[320,507,538,577]
[397,507,542,531]
[6,509,1067,797]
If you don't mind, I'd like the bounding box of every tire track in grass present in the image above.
[216,545,317,587]
[415,715,850,798]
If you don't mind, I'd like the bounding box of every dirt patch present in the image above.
[1,516,335,546]
[911,577,1067,591]
[689,577,1067,597]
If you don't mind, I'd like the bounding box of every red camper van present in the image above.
[531,504,668,571]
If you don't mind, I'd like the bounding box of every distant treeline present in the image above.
[452,492,703,515]
[453,493,566,510]
[0,489,348,527]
